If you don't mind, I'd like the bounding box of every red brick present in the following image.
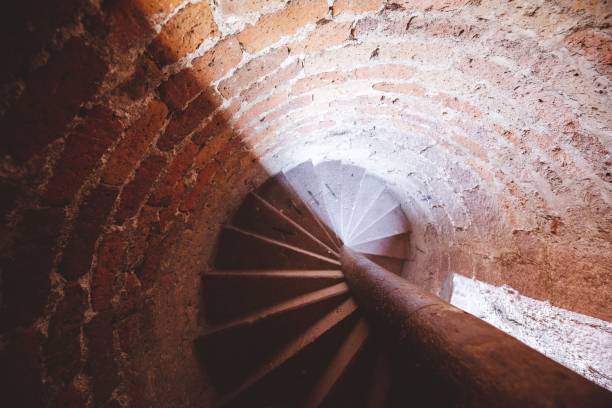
[92,232,128,313]
[291,72,346,95]
[132,0,181,17]
[192,113,231,146]
[116,272,143,318]
[237,0,329,53]
[240,58,303,104]
[115,154,167,223]
[262,94,314,124]
[564,126,612,184]
[126,206,160,271]
[192,36,243,84]
[0,208,64,332]
[101,0,155,55]
[218,0,286,15]
[215,137,243,164]
[158,202,180,232]
[373,81,426,96]
[450,132,488,162]
[148,1,218,66]
[235,91,289,130]
[194,129,236,168]
[59,184,119,280]
[102,99,168,186]
[294,119,336,135]
[1,38,108,162]
[0,1,82,83]
[118,54,161,101]
[159,69,202,111]
[424,19,477,38]
[53,383,87,408]
[218,46,289,98]
[44,283,86,386]
[565,29,612,76]
[135,234,165,290]
[353,64,415,79]
[44,106,122,206]
[288,21,352,55]
[180,161,220,211]
[86,313,119,404]
[118,55,163,100]
[395,0,474,11]
[157,90,221,151]
[332,0,383,15]
[433,92,482,117]
[149,142,198,207]
[0,328,44,407]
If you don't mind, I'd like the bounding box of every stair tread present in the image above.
[340,165,366,241]
[202,282,350,337]
[304,318,369,408]
[314,160,343,239]
[232,193,337,259]
[204,160,414,406]
[283,161,341,247]
[215,227,340,270]
[350,233,409,259]
[350,206,411,245]
[252,193,339,257]
[204,270,344,279]
[255,172,339,252]
[346,174,386,239]
[220,297,359,406]
[203,270,346,323]
[349,189,398,242]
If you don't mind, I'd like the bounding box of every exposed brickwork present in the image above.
[102,0,156,56]
[237,0,329,53]
[159,69,203,111]
[288,20,352,55]
[92,232,128,313]
[1,38,107,162]
[192,37,243,84]
[149,142,198,207]
[102,99,168,186]
[149,1,218,66]
[86,313,120,405]
[218,0,286,16]
[218,46,289,98]
[44,106,122,206]
[44,283,87,388]
[59,184,119,280]
[157,90,221,151]
[115,154,167,223]
[332,0,383,16]
[1,0,611,405]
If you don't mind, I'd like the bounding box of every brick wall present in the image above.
[0,0,610,406]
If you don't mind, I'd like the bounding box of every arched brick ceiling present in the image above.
[0,0,610,406]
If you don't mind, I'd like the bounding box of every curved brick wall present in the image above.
[0,1,610,406]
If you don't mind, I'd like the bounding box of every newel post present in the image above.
[340,247,611,407]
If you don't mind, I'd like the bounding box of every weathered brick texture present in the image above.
[149,1,218,66]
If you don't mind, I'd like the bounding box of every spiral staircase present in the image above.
[196,160,411,407]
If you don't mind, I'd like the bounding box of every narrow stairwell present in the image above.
[196,160,411,407]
